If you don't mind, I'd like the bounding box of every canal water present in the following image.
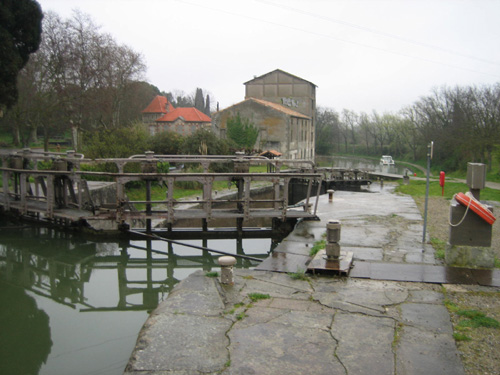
[317,155,411,175]
[0,221,272,375]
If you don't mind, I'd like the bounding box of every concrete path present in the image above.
[124,184,467,375]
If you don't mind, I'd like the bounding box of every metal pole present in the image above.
[422,141,433,243]
[146,180,152,233]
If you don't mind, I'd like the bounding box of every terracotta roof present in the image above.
[142,95,175,114]
[156,107,211,123]
[260,150,282,157]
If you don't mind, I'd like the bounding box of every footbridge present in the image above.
[0,149,326,233]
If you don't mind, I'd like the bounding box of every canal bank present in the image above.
[124,184,499,375]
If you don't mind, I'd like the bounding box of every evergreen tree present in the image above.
[226,113,259,150]
[194,88,205,112]
[204,94,211,116]
[0,0,43,110]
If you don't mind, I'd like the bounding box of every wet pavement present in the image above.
[124,183,496,375]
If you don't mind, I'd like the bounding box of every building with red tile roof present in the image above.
[154,107,211,136]
[142,95,211,136]
[142,95,175,124]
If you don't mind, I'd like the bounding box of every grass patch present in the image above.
[430,237,446,260]
[444,299,459,312]
[205,271,219,278]
[236,311,248,320]
[248,293,271,302]
[310,239,326,257]
[396,179,500,202]
[288,268,309,280]
[456,310,500,329]
[249,165,269,173]
[453,332,472,341]
[447,301,500,331]
[392,322,404,349]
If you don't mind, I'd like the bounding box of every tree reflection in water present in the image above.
[0,282,52,375]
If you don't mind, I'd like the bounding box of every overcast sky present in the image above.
[37,0,500,113]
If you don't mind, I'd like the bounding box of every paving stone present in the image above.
[396,326,465,375]
[268,297,312,311]
[401,303,453,334]
[154,271,224,316]
[348,246,384,261]
[272,240,312,256]
[226,319,344,374]
[407,290,444,304]
[242,273,313,299]
[332,312,395,375]
[128,313,231,373]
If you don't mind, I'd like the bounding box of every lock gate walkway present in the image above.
[0,149,384,234]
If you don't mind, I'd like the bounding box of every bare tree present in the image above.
[4,10,147,151]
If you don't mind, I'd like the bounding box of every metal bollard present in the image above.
[326,220,341,260]
[325,242,340,259]
[218,256,237,285]
[326,219,341,243]
[327,189,335,202]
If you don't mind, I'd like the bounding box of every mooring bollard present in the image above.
[218,256,237,285]
[327,189,335,202]
[326,219,341,259]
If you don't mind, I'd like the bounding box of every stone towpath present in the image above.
[124,184,469,375]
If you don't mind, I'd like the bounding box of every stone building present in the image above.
[142,95,211,136]
[212,98,313,159]
[212,69,316,160]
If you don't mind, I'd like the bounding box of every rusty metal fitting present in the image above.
[327,189,335,202]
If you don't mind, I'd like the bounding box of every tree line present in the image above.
[316,84,500,171]
[0,8,214,151]
[83,112,258,160]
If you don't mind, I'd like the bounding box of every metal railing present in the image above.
[0,149,323,228]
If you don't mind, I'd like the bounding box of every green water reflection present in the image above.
[0,282,52,375]
[0,223,270,375]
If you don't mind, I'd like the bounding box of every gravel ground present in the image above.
[412,195,500,375]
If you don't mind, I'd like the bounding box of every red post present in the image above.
[439,171,445,196]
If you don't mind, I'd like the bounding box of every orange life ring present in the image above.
[455,192,496,225]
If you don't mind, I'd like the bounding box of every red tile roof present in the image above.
[260,150,282,157]
[156,107,211,123]
[142,95,175,114]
